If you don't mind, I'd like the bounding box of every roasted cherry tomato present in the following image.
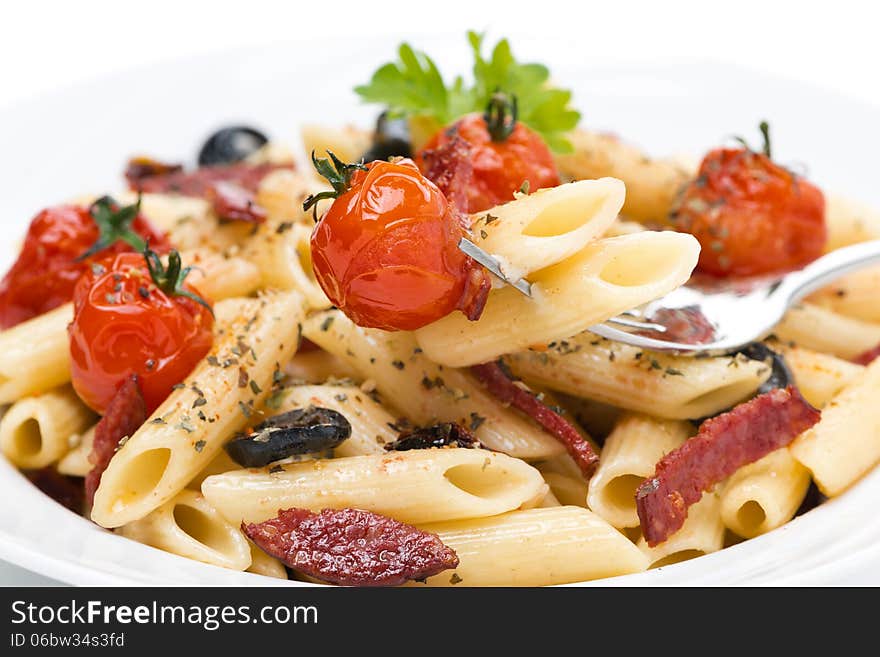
[0,198,170,329]
[68,249,214,415]
[305,153,489,331]
[416,93,560,213]
[671,122,826,277]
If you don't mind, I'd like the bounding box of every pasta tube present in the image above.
[120,490,252,571]
[637,492,724,568]
[468,178,625,281]
[553,129,693,224]
[201,448,548,526]
[0,385,95,469]
[587,414,692,528]
[416,231,700,367]
[415,506,649,586]
[56,424,97,477]
[790,358,880,496]
[504,335,770,420]
[720,449,810,539]
[303,311,564,459]
[774,303,880,360]
[91,291,305,528]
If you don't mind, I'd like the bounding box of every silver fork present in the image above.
[461,238,880,356]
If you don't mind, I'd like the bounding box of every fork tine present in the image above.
[604,315,668,333]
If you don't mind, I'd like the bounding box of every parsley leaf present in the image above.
[354,32,581,153]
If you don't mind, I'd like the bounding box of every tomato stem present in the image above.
[78,195,147,261]
[759,120,772,159]
[143,246,213,315]
[483,91,518,142]
[303,151,368,221]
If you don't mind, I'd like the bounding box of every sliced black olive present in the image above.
[224,406,351,467]
[198,126,269,166]
[360,111,413,162]
[384,422,480,452]
[737,342,794,394]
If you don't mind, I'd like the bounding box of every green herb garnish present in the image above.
[355,31,581,153]
[143,246,213,315]
[79,195,147,261]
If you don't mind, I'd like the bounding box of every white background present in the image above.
[1,0,879,109]
[0,0,877,586]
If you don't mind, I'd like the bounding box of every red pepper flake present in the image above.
[470,361,599,478]
[85,375,147,505]
[243,507,459,587]
[637,385,820,546]
[853,343,880,366]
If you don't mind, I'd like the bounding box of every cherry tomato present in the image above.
[307,154,489,331]
[416,95,560,214]
[0,201,170,329]
[68,250,214,415]
[671,124,826,277]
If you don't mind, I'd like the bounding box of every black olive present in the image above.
[198,126,269,167]
[384,423,480,452]
[360,111,413,162]
[737,342,794,394]
[224,406,351,467]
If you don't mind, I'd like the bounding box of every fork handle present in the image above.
[777,239,880,305]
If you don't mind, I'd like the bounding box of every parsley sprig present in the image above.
[354,32,581,153]
[79,195,147,261]
[143,246,213,315]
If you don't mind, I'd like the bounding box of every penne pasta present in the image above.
[824,194,880,252]
[773,303,880,361]
[416,231,700,367]
[415,506,649,586]
[0,304,72,405]
[637,491,725,568]
[255,168,321,225]
[303,310,564,459]
[790,358,880,496]
[56,425,97,478]
[587,413,692,528]
[0,385,95,469]
[120,490,252,571]
[285,349,362,384]
[806,265,880,323]
[91,291,305,528]
[202,448,548,526]
[767,340,863,409]
[467,178,625,281]
[300,124,371,167]
[720,448,810,539]
[504,335,771,420]
[246,541,288,579]
[244,222,331,309]
[553,128,693,224]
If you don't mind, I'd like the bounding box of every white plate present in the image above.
[2,38,879,586]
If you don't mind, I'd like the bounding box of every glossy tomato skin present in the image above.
[0,205,170,329]
[310,158,488,331]
[672,148,826,277]
[417,114,560,214]
[68,252,214,415]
